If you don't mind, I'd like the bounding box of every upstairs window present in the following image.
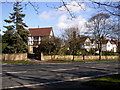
[85,42,90,46]
[34,36,39,41]
[108,45,110,47]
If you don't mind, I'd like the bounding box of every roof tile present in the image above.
[28,27,52,36]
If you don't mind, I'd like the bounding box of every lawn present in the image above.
[83,74,120,89]
[1,61,34,64]
[1,59,118,64]
[46,59,118,63]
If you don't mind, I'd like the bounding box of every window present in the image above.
[34,36,39,41]
[85,42,90,46]
[108,45,110,47]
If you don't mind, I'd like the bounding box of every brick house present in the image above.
[28,27,54,53]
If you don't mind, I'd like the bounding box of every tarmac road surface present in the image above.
[2,61,119,89]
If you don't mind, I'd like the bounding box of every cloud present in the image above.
[56,14,72,29]
[39,11,56,21]
[58,14,67,22]
[77,16,87,31]
[39,1,90,21]
[58,1,86,13]
[39,1,90,32]
[56,14,87,32]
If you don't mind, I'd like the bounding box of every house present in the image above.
[78,35,117,53]
[102,39,117,52]
[28,27,54,53]
[78,35,96,52]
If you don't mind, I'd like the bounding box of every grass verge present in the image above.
[1,59,118,64]
[46,59,118,63]
[83,74,120,89]
[1,61,34,64]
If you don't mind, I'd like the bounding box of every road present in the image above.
[2,61,119,89]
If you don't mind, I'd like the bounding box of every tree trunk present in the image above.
[98,42,102,60]
[72,50,75,61]
[83,54,85,60]
[99,49,102,60]
[118,42,120,74]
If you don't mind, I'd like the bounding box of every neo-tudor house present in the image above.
[28,27,54,53]
[78,35,96,52]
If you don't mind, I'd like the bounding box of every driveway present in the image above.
[2,61,119,89]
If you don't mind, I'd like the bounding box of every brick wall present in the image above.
[2,53,27,61]
[1,54,118,61]
[43,55,118,61]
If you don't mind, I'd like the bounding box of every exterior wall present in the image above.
[43,55,118,61]
[28,46,33,53]
[28,36,41,53]
[50,30,53,36]
[28,36,41,46]
[91,41,96,49]
[112,44,117,52]
[38,37,41,44]
[28,46,39,54]
[28,37,33,45]
[2,53,27,61]
[102,44,107,51]
[102,41,117,52]
[106,41,113,51]
[82,38,94,51]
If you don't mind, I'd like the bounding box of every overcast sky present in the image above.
[2,1,103,37]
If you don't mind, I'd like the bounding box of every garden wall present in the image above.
[2,53,27,61]
[1,54,118,61]
[43,55,118,61]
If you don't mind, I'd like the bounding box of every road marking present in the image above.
[3,72,118,89]
[90,67,96,68]
[6,71,27,74]
[3,81,65,89]
[51,68,79,71]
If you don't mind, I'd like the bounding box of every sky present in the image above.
[1,1,101,37]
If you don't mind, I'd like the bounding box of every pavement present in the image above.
[2,61,119,89]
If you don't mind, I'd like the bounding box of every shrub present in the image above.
[102,52,118,56]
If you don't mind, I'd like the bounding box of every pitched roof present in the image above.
[102,40,109,44]
[78,35,90,44]
[110,40,118,44]
[79,37,88,42]
[28,27,53,36]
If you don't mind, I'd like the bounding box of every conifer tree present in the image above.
[3,1,29,53]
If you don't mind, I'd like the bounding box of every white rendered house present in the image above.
[79,35,117,53]
[102,40,117,52]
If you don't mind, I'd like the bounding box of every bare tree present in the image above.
[3,0,41,14]
[86,13,112,60]
[89,0,120,17]
[62,27,80,61]
[90,1,120,74]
